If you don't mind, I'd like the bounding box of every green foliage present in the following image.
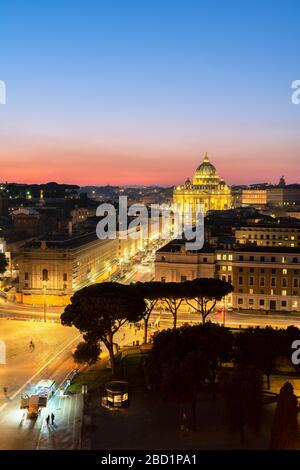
[185,278,234,323]
[234,327,279,389]
[270,382,299,450]
[0,253,8,274]
[61,282,146,373]
[73,341,101,365]
[161,352,209,431]
[149,323,233,393]
[221,367,263,442]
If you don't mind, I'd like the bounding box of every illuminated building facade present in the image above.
[235,225,300,247]
[155,240,300,312]
[241,189,267,207]
[173,153,232,215]
[17,233,118,306]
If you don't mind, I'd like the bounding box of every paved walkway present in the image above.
[37,393,83,450]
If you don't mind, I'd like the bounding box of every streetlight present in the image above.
[223,295,227,327]
[41,269,48,323]
[43,280,47,323]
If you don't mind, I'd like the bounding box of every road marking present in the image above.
[0,334,80,414]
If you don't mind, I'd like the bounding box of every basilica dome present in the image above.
[173,152,232,215]
[195,153,216,177]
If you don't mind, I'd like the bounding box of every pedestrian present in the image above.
[46,415,50,425]
[51,413,55,424]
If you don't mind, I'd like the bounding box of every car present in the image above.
[35,379,56,397]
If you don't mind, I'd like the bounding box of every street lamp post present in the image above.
[42,279,48,323]
[223,296,226,327]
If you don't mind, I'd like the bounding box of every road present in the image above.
[149,308,300,329]
[0,319,81,450]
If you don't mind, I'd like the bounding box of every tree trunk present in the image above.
[144,317,148,344]
[108,344,116,375]
[173,311,177,329]
[106,333,116,375]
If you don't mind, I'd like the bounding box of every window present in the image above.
[63,273,68,282]
[161,256,166,261]
[42,269,48,282]
[260,277,265,287]
[260,256,265,262]
[282,278,287,288]
[217,254,221,260]
[259,299,265,306]
[228,275,232,283]
[228,266,232,271]
[249,276,254,286]
[250,267,254,273]
[180,275,187,282]
[239,255,244,261]
[239,267,243,272]
[222,254,227,260]
[250,256,254,261]
[238,298,243,305]
[272,268,276,274]
[271,277,276,287]
[293,257,298,263]
[282,300,287,307]
[271,256,276,262]
[282,269,287,275]
[282,290,287,296]
[203,257,207,263]
[228,254,233,260]
[282,257,287,264]
[249,288,254,294]
[260,268,265,273]
[25,272,29,280]
[222,266,227,271]
[238,276,243,285]
[293,278,299,288]
[271,289,275,295]
[249,299,254,305]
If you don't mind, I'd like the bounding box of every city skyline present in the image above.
[1,0,300,186]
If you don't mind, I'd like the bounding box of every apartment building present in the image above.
[235,225,300,247]
[155,240,300,312]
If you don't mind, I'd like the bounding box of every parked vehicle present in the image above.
[35,379,56,398]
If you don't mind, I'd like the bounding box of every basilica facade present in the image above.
[173,153,232,215]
